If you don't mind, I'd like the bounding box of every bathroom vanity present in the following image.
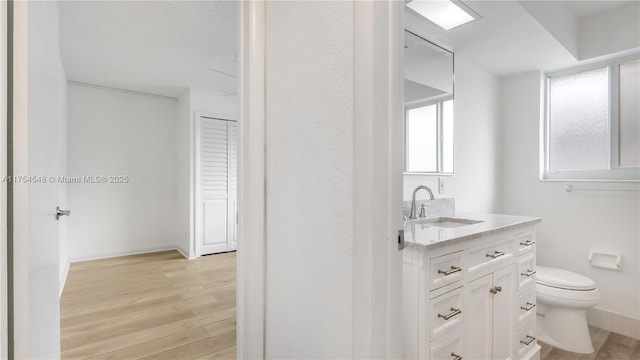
[402,211,542,360]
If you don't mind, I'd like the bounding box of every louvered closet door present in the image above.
[199,117,237,255]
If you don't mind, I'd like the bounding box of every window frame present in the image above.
[404,94,454,175]
[542,55,640,182]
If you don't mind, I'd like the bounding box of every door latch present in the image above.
[56,206,70,220]
[398,230,404,250]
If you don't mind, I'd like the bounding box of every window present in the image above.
[543,57,640,181]
[405,98,453,173]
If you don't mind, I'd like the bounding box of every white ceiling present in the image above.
[405,0,640,77]
[561,0,636,19]
[58,1,238,98]
[58,0,638,97]
[407,1,571,77]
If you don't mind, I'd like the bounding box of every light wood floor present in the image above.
[60,250,236,359]
[541,325,640,360]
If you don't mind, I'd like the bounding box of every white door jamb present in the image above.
[353,1,404,358]
[237,1,266,358]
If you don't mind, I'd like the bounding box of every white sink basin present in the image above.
[408,217,483,229]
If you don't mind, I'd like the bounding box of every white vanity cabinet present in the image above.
[403,223,541,360]
[464,264,516,360]
[514,231,539,359]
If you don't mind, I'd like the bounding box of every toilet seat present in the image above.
[536,266,596,291]
[537,283,600,306]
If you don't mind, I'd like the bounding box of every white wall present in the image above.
[265,1,354,357]
[67,84,179,260]
[175,87,236,258]
[404,56,502,213]
[579,2,640,60]
[501,71,640,338]
[191,89,237,118]
[517,1,579,59]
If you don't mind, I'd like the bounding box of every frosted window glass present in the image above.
[406,105,437,172]
[549,67,609,170]
[619,60,640,167]
[442,100,454,173]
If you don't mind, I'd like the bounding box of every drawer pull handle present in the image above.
[437,307,462,320]
[520,335,536,346]
[520,239,535,246]
[520,302,536,311]
[521,269,536,277]
[489,286,502,294]
[450,352,462,360]
[486,251,505,259]
[438,266,462,276]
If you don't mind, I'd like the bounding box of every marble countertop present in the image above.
[404,212,541,251]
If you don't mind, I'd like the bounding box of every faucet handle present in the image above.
[419,203,429,218]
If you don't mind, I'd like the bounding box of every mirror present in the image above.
[404,30,454,174]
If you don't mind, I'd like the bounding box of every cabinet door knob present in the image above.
[437,307,462,320]
[437,266,462,276]
[489,286,502,294]
[450,352,462,360]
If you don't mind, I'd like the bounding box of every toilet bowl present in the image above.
[536,266,600,354]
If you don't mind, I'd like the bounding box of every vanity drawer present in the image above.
[515,231,536,256]
[429,286,464,342]
[517,319,538,360]
[429,331,464,360]
[429,251,465,291]
[467,239,513,276]
[517,288,537,325]
[517,254,536,292]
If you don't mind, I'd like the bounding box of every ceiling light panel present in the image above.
[407,0,476,30]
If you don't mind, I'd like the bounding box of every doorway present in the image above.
[8,1,244,358]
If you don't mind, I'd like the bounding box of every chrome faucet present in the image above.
[409,185,435,220]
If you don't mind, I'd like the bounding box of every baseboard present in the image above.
[176,247,197,260]
[587,307,640,340]
[59,260,70,298]
[69,245,179,263]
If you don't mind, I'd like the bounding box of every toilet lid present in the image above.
[536,266,597,291]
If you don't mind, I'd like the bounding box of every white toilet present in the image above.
[536,266,600,354]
